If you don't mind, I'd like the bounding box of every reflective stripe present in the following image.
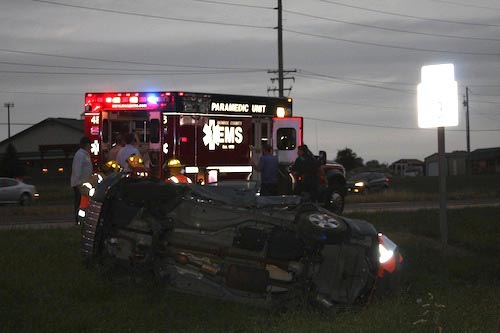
[206,166,252,173]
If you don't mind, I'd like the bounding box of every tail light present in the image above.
[377,233,402,277]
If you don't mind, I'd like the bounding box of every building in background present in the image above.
[470,147,500,174]
[424,148,500,176]
[390,159,424,177]
[0,118,83,180]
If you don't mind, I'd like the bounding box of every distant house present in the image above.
[470,147,500,174]
[0,118,83,179]
[390,159,424,176]
[424,151,468,176]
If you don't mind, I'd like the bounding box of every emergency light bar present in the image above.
[86,92,292,116]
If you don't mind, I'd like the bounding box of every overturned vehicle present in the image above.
[81,175,402,307]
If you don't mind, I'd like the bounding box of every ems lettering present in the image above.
[203,119,244,151]
[223,127,243,144]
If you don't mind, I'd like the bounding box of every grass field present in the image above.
[347,174,500,203]
[1,207,499,332]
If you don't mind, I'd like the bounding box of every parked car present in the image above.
[81,174,402,308]
[0,177,39,205]
[347,172,389,194]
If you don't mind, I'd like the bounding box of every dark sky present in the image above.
[1,0,499,164]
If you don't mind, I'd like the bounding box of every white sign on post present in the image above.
[417,64,458,128]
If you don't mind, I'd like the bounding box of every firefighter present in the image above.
[164,159,192,184]
[291,144,320,201]
[127,154,149,177]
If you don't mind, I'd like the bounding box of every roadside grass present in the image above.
[347,174,500,203]
[27,178,74,202]
[0,204,73,216]
[1,207,499,332]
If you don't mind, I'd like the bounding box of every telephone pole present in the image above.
[463,87,471,175]
[270,0,295,97]
[277,0,283,97]
[3,102,14,139]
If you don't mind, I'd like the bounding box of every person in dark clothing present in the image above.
[251,143,280,196]
[291,144,320,201]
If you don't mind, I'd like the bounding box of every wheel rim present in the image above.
[309,213,340,229]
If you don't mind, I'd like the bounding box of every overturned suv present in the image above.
[81,175,402,308]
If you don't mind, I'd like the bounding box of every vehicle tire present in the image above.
[324,188,345,214]
[19,193,32,206]
[298,211,347,244]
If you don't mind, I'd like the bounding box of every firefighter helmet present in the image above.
[164,158,191,183]
[101,160,122,174]
[166,158,184,168]
[128,154,144,168]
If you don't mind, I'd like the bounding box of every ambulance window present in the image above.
[150,119,160,143]
[132,120,149,143]
[111,121,130,137]
[276,128,296,150]
[261,123,268,145]
[102,119,109,143]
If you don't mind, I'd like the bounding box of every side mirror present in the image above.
[318,150,327,165]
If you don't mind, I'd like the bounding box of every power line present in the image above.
[468,83,500,88]
[191,0,273,10]
[0,59,266,72]
[319,0,500,28]
[0,48,266,71]
[424,0,500,11]
[0,69,266,76]
[296,71,414,94]
[302,116,500,132]
[284,28,500,56]
[0,90,80,96]
[475,113,500,123]
[469,99,500,106]
[285,10,500,42]
[31,0,273,29]
[299,69,415,86]
[294,96,412,111]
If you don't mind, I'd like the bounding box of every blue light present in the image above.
[147,95,158,104]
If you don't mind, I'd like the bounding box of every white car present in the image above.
[0,177,39,205]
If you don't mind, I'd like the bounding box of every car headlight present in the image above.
[354,181,365,187]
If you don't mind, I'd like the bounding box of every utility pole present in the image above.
[3,102,14,139]
[270,0,295,97]
[277,0,283,97]
[463,87,471,175]
[438,126,448,245]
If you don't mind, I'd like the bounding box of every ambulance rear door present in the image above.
[272,117,303,165]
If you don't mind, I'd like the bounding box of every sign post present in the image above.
[417,64,459,246]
